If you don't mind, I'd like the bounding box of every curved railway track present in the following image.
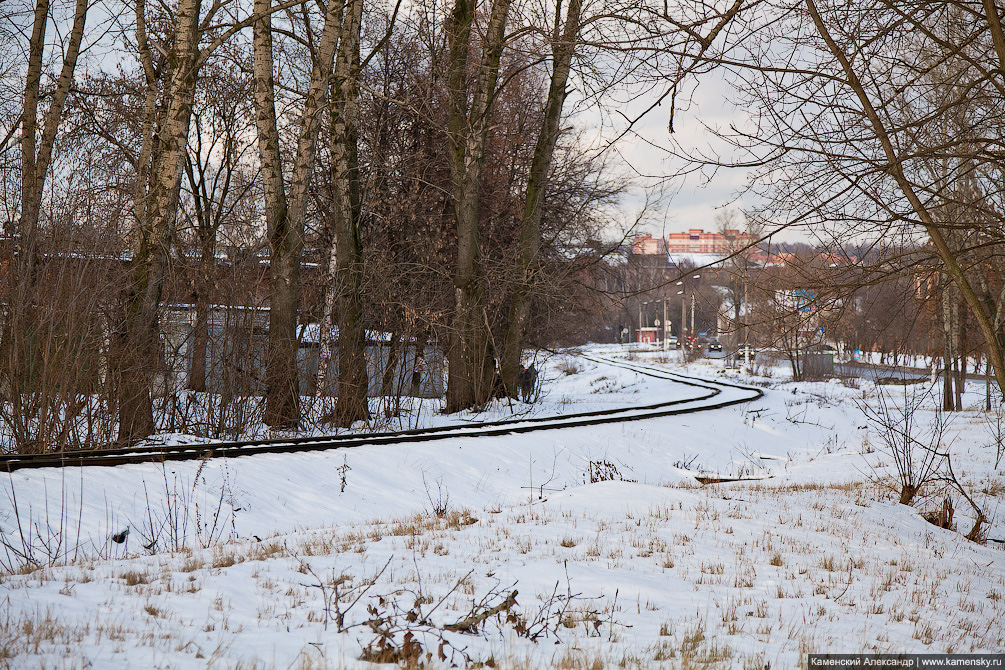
[1,354,762,472]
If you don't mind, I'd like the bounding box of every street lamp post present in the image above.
[638,301,649,344]
[690,292,696,336]
[678,287,685,340]
[676,274,701,343]
[743,275,750,366]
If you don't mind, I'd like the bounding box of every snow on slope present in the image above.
[1,345,1003,668]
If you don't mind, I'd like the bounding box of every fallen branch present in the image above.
[445,590,518,633]
[695,475,774,485]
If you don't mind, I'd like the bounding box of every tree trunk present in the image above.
[16,0,88,255]
[254,0,344,427]
[987,353,992,412]
[500,0,582,396]
[254,0,293,424]
[942,282,954,411]
[444,0,511,413]
[956,297,965,411]
[981,0,1005,74]
[380,331,402,417]
[188,234,213,392]
[117,0,203,443]
[3,0,88,424]
[322,0,369,427]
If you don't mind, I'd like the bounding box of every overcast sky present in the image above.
[576,63,758,241]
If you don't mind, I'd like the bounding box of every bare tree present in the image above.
[497,0,583,396]
[0,0,745,448]
[442,0,513,412]
[253,0,345,427]
[859,386,947,506]
[1,0,91,444]
[685,0,1005,396]
[113,0,212,442]
[14,0,89,276]
[313,0,386,428]
[714,208,762,349]
[179,64,258,392]
[113,0,324,441]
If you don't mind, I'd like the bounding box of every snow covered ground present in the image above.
[2,344,1003,668]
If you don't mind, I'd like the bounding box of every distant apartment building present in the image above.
[665,228,756,254]
[632,229,758,257]
[632,230,843,269]
[631,233,667,255]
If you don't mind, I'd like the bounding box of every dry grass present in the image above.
[2,468,1003,668]
[120,570,150,586]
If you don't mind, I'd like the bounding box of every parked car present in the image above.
[708,340,723,352]
[736,344,756,361]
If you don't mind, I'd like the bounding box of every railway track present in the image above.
[1,354,762,472]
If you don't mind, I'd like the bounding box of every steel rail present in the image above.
[1,355,762,472]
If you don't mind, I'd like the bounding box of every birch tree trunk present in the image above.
[316,0,369,427]
[444,0,511,413]
[116,0,204,443]
[16,0,88,256]
[254,0,344,427]
[499,0,582,395]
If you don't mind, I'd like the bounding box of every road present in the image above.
[701,346,994,394]
[834,362,931,383]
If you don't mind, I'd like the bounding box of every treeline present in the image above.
[1,0,745,452]
[611,230,999,408]
[700,0,1005,400]
[5,0,1005,452]
[643,0,1005,405]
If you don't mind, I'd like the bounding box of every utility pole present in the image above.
[690,292,695,336]
[677,274,701,345]
[680,293,686,339]
[639,301,645,344]
[663,300,668,351]
[743,270,750,366]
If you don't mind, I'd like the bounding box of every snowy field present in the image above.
[2,344,1004,668]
